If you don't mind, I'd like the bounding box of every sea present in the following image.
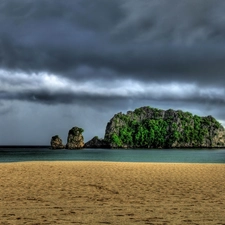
[1,147,225,163]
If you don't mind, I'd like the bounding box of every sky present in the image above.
[1,0,225,145]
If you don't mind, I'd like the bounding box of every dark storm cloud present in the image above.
[1,0,225,85]
[2,0,225,145]
[0,89,127,107]
[0,0,123,73]
[24,88,225,107]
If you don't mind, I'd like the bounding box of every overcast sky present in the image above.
[1,0,225,145]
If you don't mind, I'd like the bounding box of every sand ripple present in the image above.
[1,162,225,224]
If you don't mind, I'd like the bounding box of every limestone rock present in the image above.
[66,127,84,149]
[84,136,110,148]
[104,106,225,149]
[51,135,65,149]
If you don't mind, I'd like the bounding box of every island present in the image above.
[51,106,225,149]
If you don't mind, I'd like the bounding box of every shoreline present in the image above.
[1,162,225,224]
[1,160,225,164]
[1,161,225,166]
[1,145,225,149]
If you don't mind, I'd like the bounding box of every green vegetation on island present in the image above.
[104,106,225,148]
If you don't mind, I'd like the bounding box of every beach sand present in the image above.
[1,162,225,225]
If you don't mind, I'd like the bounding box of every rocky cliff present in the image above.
[50,135,65,149]
[104,106,225,148]
[66,127,84,149]
[84,136,110,148]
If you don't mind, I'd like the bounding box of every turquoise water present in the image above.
[0,148,225,163]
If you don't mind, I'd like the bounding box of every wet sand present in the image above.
[1,162,225,225]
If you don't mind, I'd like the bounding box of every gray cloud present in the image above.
[1,0,225,84]
[1,70,225,109]
[1,0,225,144]
[116,0,225,43]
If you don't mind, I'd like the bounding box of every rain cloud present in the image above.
[1,0,225,144]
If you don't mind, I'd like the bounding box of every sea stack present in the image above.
[66,126,84,149]
[50,135,65,149]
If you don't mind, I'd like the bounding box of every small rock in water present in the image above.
[51,135,65,149]
[84,136,110,148]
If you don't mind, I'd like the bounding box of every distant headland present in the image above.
[51,106,225,149]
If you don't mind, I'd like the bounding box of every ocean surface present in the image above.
[0,148,225,163]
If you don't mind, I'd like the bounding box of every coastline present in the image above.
[1,145,225,149]
[1,161,225,224]
[2,160,225,164]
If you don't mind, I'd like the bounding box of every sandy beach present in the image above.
[1,162,225,225]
